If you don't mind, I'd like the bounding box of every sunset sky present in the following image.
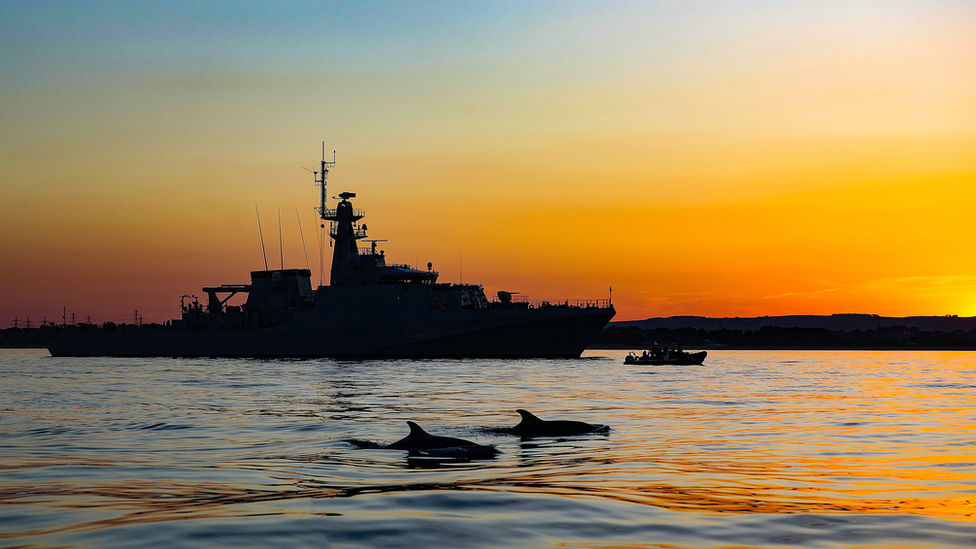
[2,1,974,324]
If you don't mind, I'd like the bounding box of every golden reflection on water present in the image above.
[2,450,973,543]
[2,349,976,547]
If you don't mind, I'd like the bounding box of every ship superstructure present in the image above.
[46,147,615,357]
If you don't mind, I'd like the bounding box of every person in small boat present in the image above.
[650,342,663,360]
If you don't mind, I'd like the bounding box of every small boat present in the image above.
[625,343,706,365]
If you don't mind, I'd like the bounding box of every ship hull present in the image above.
[46,306,615,358]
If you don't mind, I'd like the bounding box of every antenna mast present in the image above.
[278,206,284,270]
[315,142,336,220]
[255,205,269,270]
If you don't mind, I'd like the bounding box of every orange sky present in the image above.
[2,2,975,324]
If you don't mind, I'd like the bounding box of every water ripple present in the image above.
[2,349,976,548]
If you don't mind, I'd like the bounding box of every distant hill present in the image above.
[613,314,976,332]
[597,314,976,350]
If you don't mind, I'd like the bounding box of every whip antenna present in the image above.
[255,204,268,270]
[296,206,310,270]
[278,206,284,270]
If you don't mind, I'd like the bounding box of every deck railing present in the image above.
[489,298,613,309]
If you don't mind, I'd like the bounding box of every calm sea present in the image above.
[1,349,974,548]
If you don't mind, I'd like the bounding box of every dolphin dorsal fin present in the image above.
[516,409,541,423]
[406,421,429,437]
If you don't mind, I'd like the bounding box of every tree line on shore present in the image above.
[594,325,976,350]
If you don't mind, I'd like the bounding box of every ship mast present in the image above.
[315,142,336,220]
[312,144,368,285]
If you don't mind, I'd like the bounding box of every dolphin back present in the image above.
[386,421,485,451]
[510,409,602,437]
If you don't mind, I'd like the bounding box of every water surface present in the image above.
[2,349,974,548]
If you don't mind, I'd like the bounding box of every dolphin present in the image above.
[508,409,605,437]
[386,421,487,451]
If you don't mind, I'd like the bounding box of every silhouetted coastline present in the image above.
[613,313,976,332]
[594,314,976,350]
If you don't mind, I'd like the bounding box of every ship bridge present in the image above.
[319,189,439,286]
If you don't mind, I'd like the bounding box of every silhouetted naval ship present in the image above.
[47,150,615,358]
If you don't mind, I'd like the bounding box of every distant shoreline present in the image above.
[612,313,976,332]
[597,316,976,351]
